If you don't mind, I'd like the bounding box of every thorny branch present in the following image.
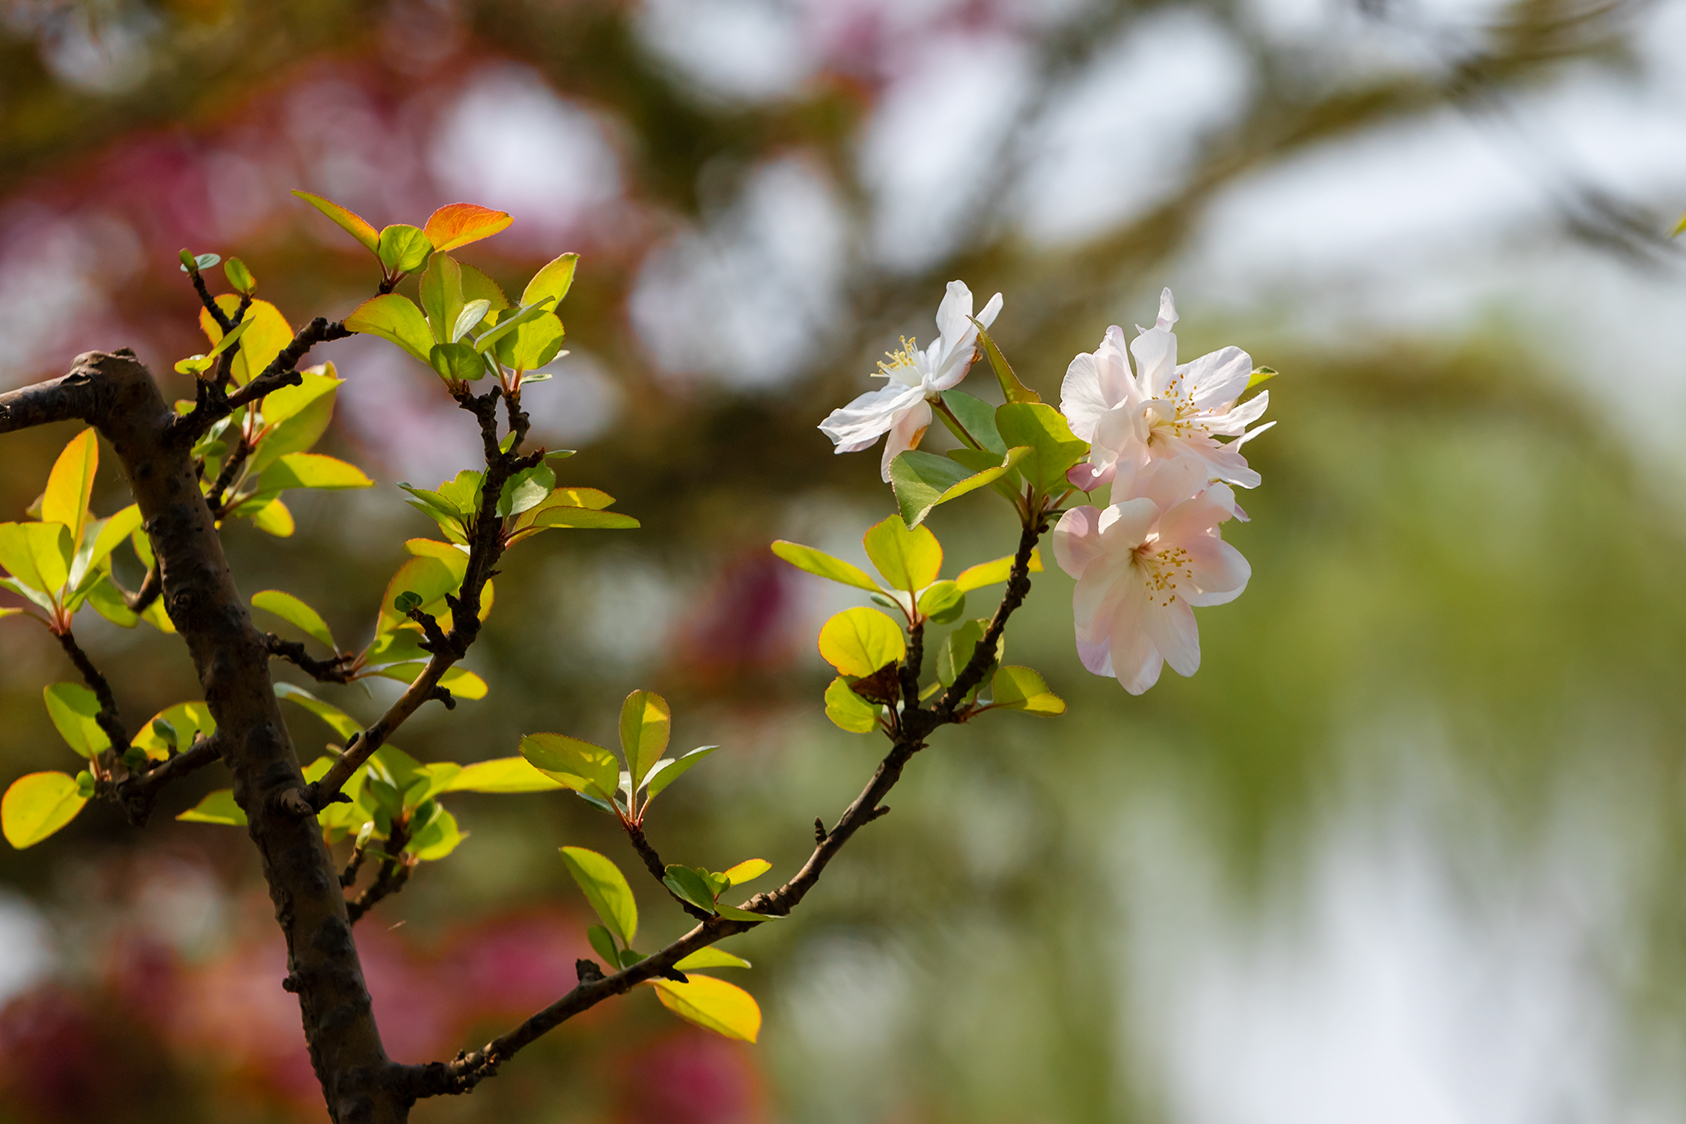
[395,520,1048,1102]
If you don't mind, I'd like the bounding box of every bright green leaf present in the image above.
[274,682,362,741]
[3,772,87,848]
[769,541,882,594]
[346,294,435,363]
[619,690,671,793]
[43,683,109,758]
[663,864,718,914]
[224,256,255,294]
[823,677,879,733]
[675,947,751,970]
[955,549,1043,592]
[521,252,579,309]
[428,342,487,383]
[862,515,942,593]
[560,845,638,945]
[248,498,295,537]
[889,446,1029,529]
[818,607,906,679]
[291,190,381,253]
[520,733,621,802]
[130,701,215,762]
[42,429,98,549]
[722,858,771,886]
[917,580,966,624]
[642,745,718,802]
[0,521,72,593]
[377,224,433,274]
[408,803,464,861]
[252,590,336,651]
[176,789,247,826]
[972,322,1040,404]
[198,297,291,387]
[419,252,465,345]
[493,312,567,373]
[940,390,1007,455]
[989,665,1066,715]
[938,619,1002,689]
[264,453,373,491]
[443,757,564,793]
[587,924,620,968]
[995,403,1089,493]
[497,464,555,519]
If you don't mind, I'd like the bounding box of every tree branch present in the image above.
[174,317,352,442]
[264,634,355,684]
[54,629,127,762]
[345,820,414,925]
[111,732,224,826]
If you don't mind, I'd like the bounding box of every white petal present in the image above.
[1142,595,1200,678]
[975,290,1003,329]
[1108,580,1163,694]
[1130,326,1178,398]
[1154,480,1235,543]
[1098,497,1158,549]
[1155,288,1179,330]
[1059,352,1108,441]
[1182,535,1250,607]
[878,397,933,482]
[934,280,976,346]
[1203,388,1269,435]
[819,383,926,449]
[1183,346,1252,409]
[1122,454,1207,511]
[1053,506,1107,578]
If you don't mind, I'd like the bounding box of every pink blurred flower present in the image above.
[1060,288,1270,492]
[617,1034,764,1124]
[1054,456,1250,694]
[820,280,1002,481]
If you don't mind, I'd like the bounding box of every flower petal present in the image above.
[1154,288,1179,331]
[1053,506,1107,578]
[1182,346,1252,410]
[819,383,926,451]
[1109,579,1163,694]
[1182,535,1251,607]
[878,397,932,482]
[1130,325,1178,399]
[934,280,977,347]
[1142,595,1200,679]
[1098,497,1158,549]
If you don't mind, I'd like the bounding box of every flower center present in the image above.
[1135,539,1194,607]
[876,336,922,385]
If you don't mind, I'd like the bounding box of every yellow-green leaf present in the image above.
[862,515,942,594]
[3,772,87,848]
[81,504,144,581]
[823,676,879,733]
[419,252,465,345]
[619,689,671,792]
[642,745,717,802]
[43,683,109,758]
[443,757,565,793]
[377,224,433,274]
[674,947,752,970]
[521,733,621,801]
[264,453,373,491]
[955,549,1043,592]
[346,293,434,363]
[130,701,216,761]
[989,665,1066,715]
[274,682,362,741]
[973,322,1040,404]
[200,297,293,387]
[722,858,771,886]
[249,498,295,537]
[817,607,906,679]
[176,789,247,826]
[521,251,579,309]
[42,429,98,549]
[770,541,882,594]
[252,590,336,650]
[650,975,760,1042]
[0,521,72,593]
[559,845,637,945]
[291,190,381,253]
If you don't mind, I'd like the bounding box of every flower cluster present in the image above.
[819,283,1270,696]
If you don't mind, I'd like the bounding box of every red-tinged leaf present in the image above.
[291,190,380,253]
[424,203,513,253]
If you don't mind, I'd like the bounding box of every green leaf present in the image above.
[408,803,464,861]
[722,858,770,886]
[650,975,761,1042]
[889,446,1028,529]
[223,256,255,294]
[263,453,374,491]
[0,521,72,593]
[3,772,87,848]
[817,607,906,678]
[452,300,491,343]
[619,690,672,793]
[42,429,98,549]
[940,390,1007,455]
[587,924,620,969]
[130,701,215,762]
[995,403,1089,493]
[199,297,292,387]
[823,677,880,733]
[769,541,882,594]
[916,580,966,624]
[955,549,1043,592]
[442,757,564,793]
[274,681,362,741]
[459,263,510,323]
[250,367,341,473]
[428,342,488,383]
[78,504,144,588]
[989,665,1066,715]
[368,663,490,701]
[506,506,639,542]
[560,845,638,945]
[641,745,718,802]
[472,301,554,356]
[423,203,512,253]
[248,499,295,537]
[497,464,555,519]
[252,590,336,651]
[176,789,247,826]
[85,577,138,628]
[1673,209,1686,238]
[43,683,109,758]
[663,864,718,914]
[1246,365,1278,391]
[714,903,779,921]
[938,619,1002,689]
[675,947,751,970]
[435,470,486,516]
[862,515,942,593]
[291,190,381,253]
[346,294,435,363]
[376,224,433,274]
[973,322,1040,403]
[493,312,567,373]
[419,252,465,345]
[521,252,579,309]
[520,733,621,802]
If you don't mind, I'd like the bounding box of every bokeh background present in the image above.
[2,0,1685,1121]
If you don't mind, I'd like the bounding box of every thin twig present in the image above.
[54,630,127,763]
[263,634,355,684]
[346,820,414,925]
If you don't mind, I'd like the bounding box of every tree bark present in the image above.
[1,352,402,1122]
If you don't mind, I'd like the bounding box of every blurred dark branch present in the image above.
[346,820,414,925]
[112,732,223,827]
[122,563,162,613]
[264,633,355,684]
[54,628,128,761]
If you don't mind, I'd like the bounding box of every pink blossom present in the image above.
[1060,289,1270,492]
[1053,456,1250,694]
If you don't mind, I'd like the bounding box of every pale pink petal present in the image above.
[819,383,927,451]
[878,398,932,482]
[1154,481,1235,543]
[1059,352,1110,441]
[1108,580,1163,694]
[1154,288,1179,330]
[1181,535,1250,607]
[1182,346,1252,409]
[1123,455,1208,512]
[1067,461,1113,492]
[1097,497,1158,549]
[1141,596,1200,679]
[1076,630,1114,677]
[1073,568,1122,643]
[1053,506,1107,578]
[1205,388,1269,433]
[1131,326,1178,398]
